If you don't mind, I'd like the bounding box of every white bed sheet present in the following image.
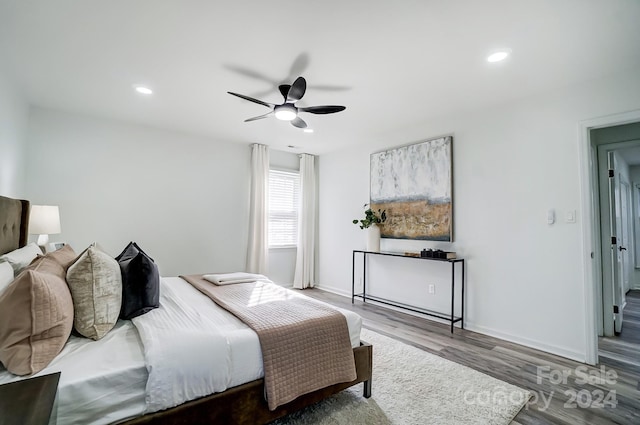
[0,277,362,424]
[0,320,147,425]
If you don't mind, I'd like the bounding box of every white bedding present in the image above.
[133,277,362,413]
[0,320,147,425]
[131,277,264,413]
[0,277,362,424]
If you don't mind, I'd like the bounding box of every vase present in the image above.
[366,224,381,252]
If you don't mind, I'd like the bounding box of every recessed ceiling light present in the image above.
[134,85,153,95]
[303,129,314,133]
[487,49,511,63]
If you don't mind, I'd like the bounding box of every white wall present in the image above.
[25,107,252,277]
[318,68,640,362]
[0,70,28,197]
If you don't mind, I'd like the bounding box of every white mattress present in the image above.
[0,277,362,424]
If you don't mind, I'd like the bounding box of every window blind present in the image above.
[269,169,300,247]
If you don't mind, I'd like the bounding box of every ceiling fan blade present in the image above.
[291,117,307,128]
[227,92,273,108]
[287,53,309,81]
[278,85,291,101]
[244,111,274,122]
[298,105,346,114]
[224,65,278,85]
[286,77,307,103]
[307,84,351,92]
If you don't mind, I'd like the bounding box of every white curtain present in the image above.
[246,144,269,274]
[294,154,317,289]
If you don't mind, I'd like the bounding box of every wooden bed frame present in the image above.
[124,344,372,425]
[0,195,373,425]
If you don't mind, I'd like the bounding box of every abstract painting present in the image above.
[370,136,452,241]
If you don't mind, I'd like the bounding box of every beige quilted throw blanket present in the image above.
[180,275,357,410]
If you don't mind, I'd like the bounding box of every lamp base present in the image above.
[36,234,49,253]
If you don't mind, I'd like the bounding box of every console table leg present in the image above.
[351,251,355,304]
[461,260,465,330]
[450,261,455,334]
[363,253,367,303]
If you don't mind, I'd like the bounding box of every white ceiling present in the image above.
[616,146,640,166]
[1,0,639,154]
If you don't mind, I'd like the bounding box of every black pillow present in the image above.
[116,242,160,319]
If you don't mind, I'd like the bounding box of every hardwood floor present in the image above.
[599,290,640,382]
[302,288,640,425]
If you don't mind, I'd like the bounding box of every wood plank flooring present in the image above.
[599,291,640,380]
[302,288,640,425]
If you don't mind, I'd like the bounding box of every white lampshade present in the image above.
[30,205,61,235]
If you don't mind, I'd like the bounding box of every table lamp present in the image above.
[29,205,61,252]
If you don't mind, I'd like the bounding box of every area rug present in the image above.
[273,328,531,425]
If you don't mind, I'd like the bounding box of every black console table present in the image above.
[351,250,465,333]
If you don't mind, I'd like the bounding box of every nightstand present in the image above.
[0,372,60,425]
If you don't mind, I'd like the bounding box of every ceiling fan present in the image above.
[227,76,346,129]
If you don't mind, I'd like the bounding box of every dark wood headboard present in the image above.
[0,195,30,255]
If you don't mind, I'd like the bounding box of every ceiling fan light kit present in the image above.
[228,76,345,129]
[274,104,297,121]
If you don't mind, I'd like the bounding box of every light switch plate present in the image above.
[547,209,555,225]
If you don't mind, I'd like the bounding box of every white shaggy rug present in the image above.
[273,328,531,425]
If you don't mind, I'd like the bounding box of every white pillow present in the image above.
[0,243,42,274]
[0,262,14,296]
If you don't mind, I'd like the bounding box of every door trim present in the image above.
[578,109,640,365]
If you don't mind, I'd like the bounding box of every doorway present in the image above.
[578,111,640,364]
[590,122,640,366]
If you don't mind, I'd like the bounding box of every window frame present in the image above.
[268,167,300,249]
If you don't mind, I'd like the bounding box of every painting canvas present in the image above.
[370,136,452,241]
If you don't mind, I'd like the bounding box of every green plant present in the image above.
[352,204,387,229]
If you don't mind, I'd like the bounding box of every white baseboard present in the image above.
[315,284,351,297]
[464,322,586,363]
[315,284,586,363]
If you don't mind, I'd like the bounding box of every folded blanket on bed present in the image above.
[181,274,357,411]
[203,272,269,285]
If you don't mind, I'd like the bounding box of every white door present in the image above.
[608,152,624,334]
[620,180,631,295]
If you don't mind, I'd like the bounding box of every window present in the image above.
[268,169,300,247]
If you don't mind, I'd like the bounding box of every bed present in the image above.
[0,195,373,424]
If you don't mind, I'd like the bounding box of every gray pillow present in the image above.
[0,262,14,296]
[66,246,122,340]
[0,242,42,274]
